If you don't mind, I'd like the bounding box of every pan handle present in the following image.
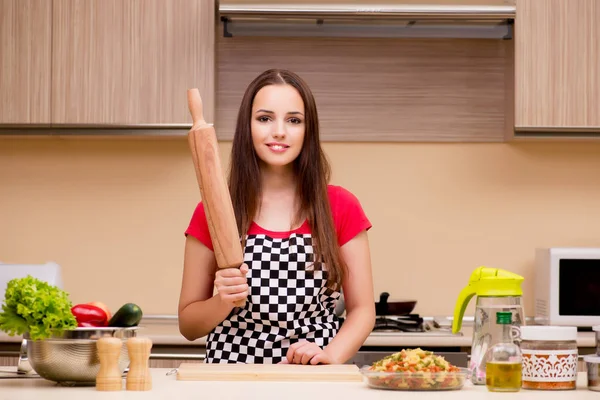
[379,292,390,304]
[376,292,390,315]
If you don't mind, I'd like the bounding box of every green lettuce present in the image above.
[0,275,77,340]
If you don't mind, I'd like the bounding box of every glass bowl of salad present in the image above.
[360,348,469,391]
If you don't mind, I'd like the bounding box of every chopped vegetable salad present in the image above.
[364,348,465,390]
[371,348,461,373]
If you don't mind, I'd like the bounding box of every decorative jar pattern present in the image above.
[521,349,578,390]
[519,326,578,390]
[522,349,578,381]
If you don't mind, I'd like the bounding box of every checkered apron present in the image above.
[205,232,341,363]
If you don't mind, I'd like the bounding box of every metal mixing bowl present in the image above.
[23,327,138,385]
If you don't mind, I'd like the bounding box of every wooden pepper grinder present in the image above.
[126,337,152,391]
[96,337,123,391]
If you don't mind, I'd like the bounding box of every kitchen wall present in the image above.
[2,137,600,319]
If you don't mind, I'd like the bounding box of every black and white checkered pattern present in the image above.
[205,233,341,364]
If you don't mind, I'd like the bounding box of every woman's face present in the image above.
[251,84,305,169]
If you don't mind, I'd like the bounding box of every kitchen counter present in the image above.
[0,320,597,349]
[0,368,597,400]
[133,322,472,348]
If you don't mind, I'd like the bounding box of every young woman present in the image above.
[178,69,375,365]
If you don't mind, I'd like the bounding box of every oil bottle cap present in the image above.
[496,311,512,324]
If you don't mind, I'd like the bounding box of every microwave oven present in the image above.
[535,247,600,327]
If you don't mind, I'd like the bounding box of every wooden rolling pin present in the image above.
[187,88,246,308]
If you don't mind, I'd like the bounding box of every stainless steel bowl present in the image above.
[24,327,138,385]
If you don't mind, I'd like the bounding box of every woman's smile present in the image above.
[266,142,290,153]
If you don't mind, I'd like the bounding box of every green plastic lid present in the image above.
[452,267,524,333]
[496,311,512,325]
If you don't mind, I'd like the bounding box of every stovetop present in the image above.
[371,314,460,336]
[373,314,426,332]
[338,314,461,336]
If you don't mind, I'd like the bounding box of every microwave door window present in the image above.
[559,259,600,316]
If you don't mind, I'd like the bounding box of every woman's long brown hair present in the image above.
[228,69,346,291]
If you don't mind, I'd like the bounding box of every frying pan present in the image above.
[375,292,417,316]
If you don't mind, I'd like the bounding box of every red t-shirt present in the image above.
[185,185,371,251]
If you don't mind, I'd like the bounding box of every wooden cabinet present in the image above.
[0,0,215,128]
[0,355,18,367]
[217,33,512,142]
[515,0,600,132]
[0,0,52,125]
[51,0,215,126]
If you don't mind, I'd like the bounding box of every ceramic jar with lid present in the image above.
[520,326,578,390]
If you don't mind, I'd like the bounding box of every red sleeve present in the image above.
[184,202,214,251]
[328,185,372,246]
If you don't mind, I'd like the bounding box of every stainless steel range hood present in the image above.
[218,3,515,39]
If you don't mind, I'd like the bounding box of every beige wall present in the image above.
[2,137,600,319]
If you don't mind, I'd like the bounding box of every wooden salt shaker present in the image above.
[126,337,153,391]
[96,337,123,391]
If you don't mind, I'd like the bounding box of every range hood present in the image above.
[218,3,515,39]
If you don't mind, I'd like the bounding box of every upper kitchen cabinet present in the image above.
[52,0,215,126]
[515,0,600,133]
[0,0,52,125]
[216,0,516,142]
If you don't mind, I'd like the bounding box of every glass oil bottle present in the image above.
[485,311,522,392]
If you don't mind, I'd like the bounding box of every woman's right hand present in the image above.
[214,263,249,308]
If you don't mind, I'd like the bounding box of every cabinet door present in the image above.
[0,355,18,367]
[515,0,600,130]
[52,0,215,126]
[0,0,51,124]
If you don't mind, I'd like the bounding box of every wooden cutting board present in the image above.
[175,363,363,382]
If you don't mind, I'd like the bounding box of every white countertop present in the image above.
[0,368,597,400]
[0,321,597,349]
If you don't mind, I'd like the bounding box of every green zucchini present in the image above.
[108,303,143,327]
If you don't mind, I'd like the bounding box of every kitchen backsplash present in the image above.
[2,137,600,319]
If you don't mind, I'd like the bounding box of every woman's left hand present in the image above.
[282,340,335,365]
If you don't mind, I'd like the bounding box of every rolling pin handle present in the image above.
[187,88,207,128]
[232,263,248,308]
